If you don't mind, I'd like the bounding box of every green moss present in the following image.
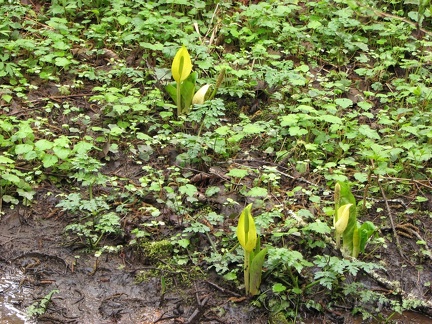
[269,312,290,324]
[135,239,205,288]
[140,239,173,261]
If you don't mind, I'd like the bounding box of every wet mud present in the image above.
[0,204,266,323]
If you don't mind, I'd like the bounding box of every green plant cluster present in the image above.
[1,0,431,322]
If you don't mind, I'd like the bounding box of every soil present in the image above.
[0,199,266,324]
[0,158,431,323]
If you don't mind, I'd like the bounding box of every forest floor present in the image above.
[1,0,432,323]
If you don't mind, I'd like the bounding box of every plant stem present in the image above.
[205,232,217,253]
[176,81,181,116]
[244,250,250,295]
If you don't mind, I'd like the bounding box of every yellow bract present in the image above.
[237,204,257,252]
[192,84,211,105]
[171,46,192,83]
[335,203,352,234]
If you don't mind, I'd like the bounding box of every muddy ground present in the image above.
[1,168,432,323]
[0,198,268,324]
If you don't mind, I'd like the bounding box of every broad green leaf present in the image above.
[358,124,381,140]
[246,187,268,197]
[289,126,308,136]
[205,186,220,197]
[42,154,58,168]
[249,247,267,296]
[1,94,12,103]
[17,188,35,200]
[335,98,353,108]
[165,83,178,105]
[237,204,257,252]
[2,173,20,184]
[74,141,94,154]
[0,155,14,164]
[243,123,265,134]
[53,146,71,160]
[180,72,197,113]
[359,221,376,252]
[307,220,331,234]
[319,114,342,124]
[353,172,368,183]
[215,125,230,135]
[227,168,248,178]
[15,143,33,155]
[280,114,299,127]
[179,184,197,197]
[35,139,53,151]
[2,195,19,204]
[272,283,287,293]
[54,57,71,67]
[171,46,192,83]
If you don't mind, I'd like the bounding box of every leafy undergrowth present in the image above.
[0,0,431,322]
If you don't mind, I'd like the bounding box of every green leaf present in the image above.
[180,72,197,113]
[2,173,21,184]
[165,83,178,105]
[353,172,368,183]
[249,247,267,296]
[53,146,71,160]
[42,154,58,168]
[1,94,12,103]
[272,283,287,293]
[358,125,381,140]
[307,220,331,234]
[205,186,220,197]
[54,57,71,67]
[17,188,35,200]
[179,184,197,197]
[243,123,265,134]
[358,221,376,252]
[335,98,353,108]
[35,139,53,151]
[73,141,94,154]
[280,114,299,126]
[0,155,14,164]
[15,143,33,155]
[319,114,342,124]
[289,126,308,136]
[246,187,268,197]
[226,168,248,178]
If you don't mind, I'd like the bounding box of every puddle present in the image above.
[378,311,432,323]
[0,264,34,324]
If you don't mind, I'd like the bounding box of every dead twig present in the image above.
[204,280,242,297]
[186,284,210,324]
[376,174,406,261]
[26,93,93,103]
